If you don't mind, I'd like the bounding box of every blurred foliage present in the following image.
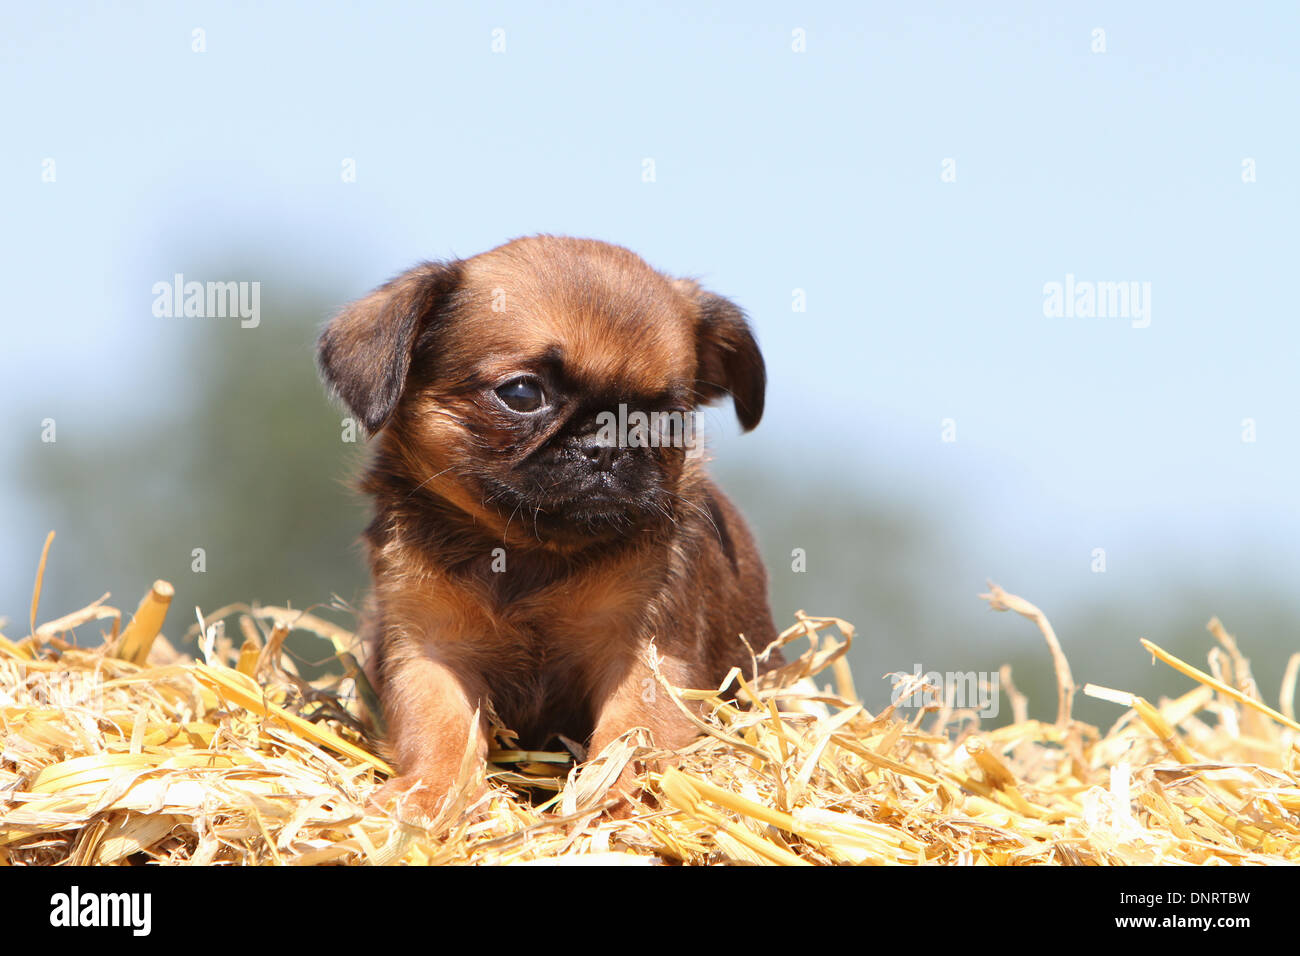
[17,268,369,670]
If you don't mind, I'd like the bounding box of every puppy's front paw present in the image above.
[368,775,451,824]
[600,762,654,820]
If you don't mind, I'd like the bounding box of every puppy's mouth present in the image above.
[478,472,662,541]
[550,488,636,523]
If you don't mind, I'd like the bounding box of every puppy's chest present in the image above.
[471,590,647,748]
[483,575,651,661]
[472,548,661,647]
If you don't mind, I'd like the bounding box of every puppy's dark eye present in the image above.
[495,376,546,413]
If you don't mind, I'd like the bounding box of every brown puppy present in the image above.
[317,235,780,818]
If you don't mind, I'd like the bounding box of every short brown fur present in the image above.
[317,235,780,817]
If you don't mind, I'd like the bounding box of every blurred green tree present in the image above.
[18,264,369,667]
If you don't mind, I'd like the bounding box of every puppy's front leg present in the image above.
[370,642,488,822]
[588,650,701,806]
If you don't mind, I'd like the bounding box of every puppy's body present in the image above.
[318,237,779,815]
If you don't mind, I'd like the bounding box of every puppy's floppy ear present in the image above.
[677,281,767,431]
[316,261,462,434]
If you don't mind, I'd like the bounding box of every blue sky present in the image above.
[3,2,1298,638]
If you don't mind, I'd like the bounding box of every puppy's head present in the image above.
[317,236,765,546]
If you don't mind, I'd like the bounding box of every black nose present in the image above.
[578,432,620,471]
